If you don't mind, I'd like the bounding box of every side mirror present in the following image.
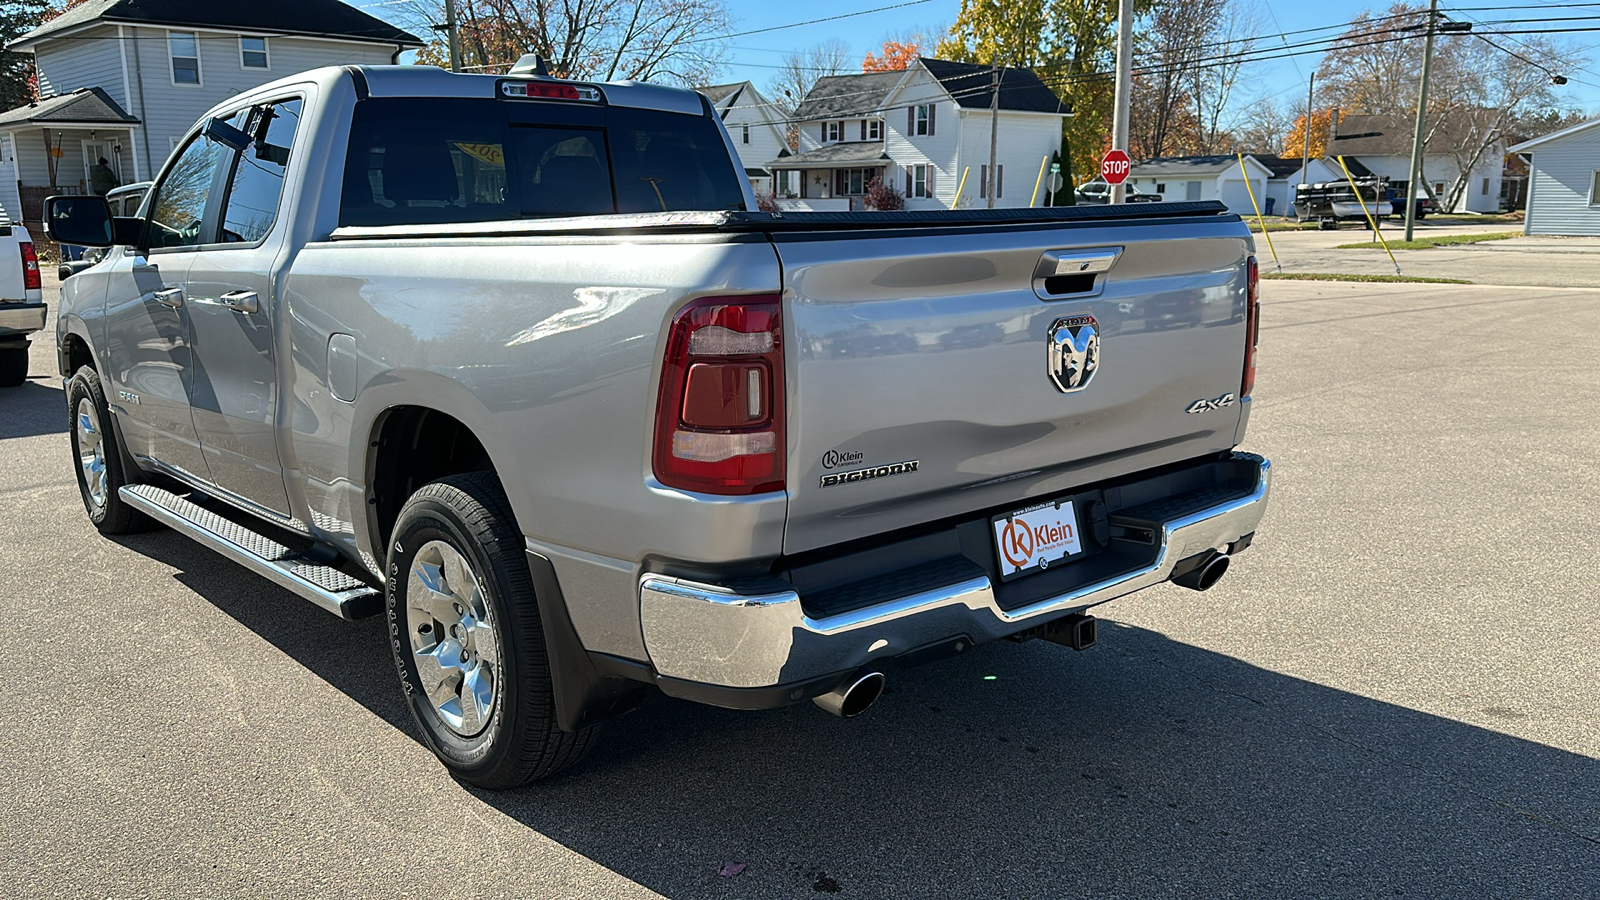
[44,195,113,247]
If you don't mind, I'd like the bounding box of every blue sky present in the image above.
[370,0,1600,115]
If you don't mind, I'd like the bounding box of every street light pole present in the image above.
[1403,0,1439,242]
[1110,0,1133,203]
[1300,71,1315,194]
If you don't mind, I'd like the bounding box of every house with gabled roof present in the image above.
[1327,112,1504,213]
[696,81,789,197]
[1509,117,1600,236]
[774,58,1069,210]
[1,0,421,226]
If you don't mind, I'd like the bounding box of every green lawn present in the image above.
[1334,231,1521,250]
[1246,219,1319,233]
[1262,272,1471,284]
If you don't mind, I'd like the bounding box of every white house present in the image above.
[1126,154,1275,215]
[697,81,790,197]
[774,58,1069,211]
[1507,118,1600,236]
[1254,154,1342,216]
[1327,112,1503,214]
[1,0,420,227]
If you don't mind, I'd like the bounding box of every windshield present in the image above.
[340,96,746,227]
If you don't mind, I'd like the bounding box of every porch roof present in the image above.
[0,87,139,128]
[769,142,891,169]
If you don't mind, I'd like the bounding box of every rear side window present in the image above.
[339,97,744,227]
[221,97,301,243]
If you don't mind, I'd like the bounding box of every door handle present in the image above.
[192,290,261,314]
[218,290,260,314]
[153,287,184,308]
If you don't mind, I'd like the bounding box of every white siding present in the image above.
[122,26,394,178]
[950,110,1059,209]
[0,133,18,222]
[883,68,961,209]
[718,85,789,184]
[1523,134,1600,235]
[1348,153,1502,213]
[35,25,128,106]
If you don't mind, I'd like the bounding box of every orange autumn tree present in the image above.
[1284,108,1334,160]
[863,40,921,72]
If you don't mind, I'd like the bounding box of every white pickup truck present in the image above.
[46,63,1270,788]
[0,219,45,386]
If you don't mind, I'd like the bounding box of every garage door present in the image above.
[1219,179,1265,215]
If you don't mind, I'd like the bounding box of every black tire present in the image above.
[0,346,26,387]
[66,367,156,534]
[386,472,597,788]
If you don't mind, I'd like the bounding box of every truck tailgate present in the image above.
[776,216,1253,555]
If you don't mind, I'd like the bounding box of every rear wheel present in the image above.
[0,346,26,387]
[66,367,154,534]
[386,472,597,788]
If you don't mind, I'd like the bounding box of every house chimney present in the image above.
[1330,107,1340,144]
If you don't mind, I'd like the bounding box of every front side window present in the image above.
[147,132,230,247]
[340,98,744,227]
[1591,170,1600,205]
[241,37,268,69]
[741,124,749,144]
[826,121,841,142]
[912,164,927,198]
[220,98,302,243]
[170,31,200,84]
[868,119,882,140]
[914,105,929,136]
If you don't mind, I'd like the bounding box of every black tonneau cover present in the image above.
[328,201,1233,242]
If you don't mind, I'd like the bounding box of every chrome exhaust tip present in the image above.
[813,671,886,718]
[1172,551,1230,592]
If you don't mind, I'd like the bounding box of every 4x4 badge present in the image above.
[1186,393,1237,414]
[1047,315,1099,393]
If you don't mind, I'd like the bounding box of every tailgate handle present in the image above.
[1041,248,1121,276]
[1035,248,1121,300]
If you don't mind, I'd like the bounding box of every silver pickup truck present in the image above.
[46,65,1270,788]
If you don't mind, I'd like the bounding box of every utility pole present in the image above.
[1110,0,1134,203]
[1300,72,1315,192]
[1403,0,1439,242]
[987,65,1000,209]
[444,0,462,73]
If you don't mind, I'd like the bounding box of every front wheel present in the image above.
[386,472,597,788]
[66,367,154,534]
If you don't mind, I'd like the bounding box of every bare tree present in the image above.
[1188,0,1257,153]
[764,38,851,149]
[407,0,732,85]
[1234,97,1292,155]
[1131,0,1228,158]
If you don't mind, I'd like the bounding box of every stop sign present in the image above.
[1101,149,1132,184]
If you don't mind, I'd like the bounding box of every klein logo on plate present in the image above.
[993,501,1083,578]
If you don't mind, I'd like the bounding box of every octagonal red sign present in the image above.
[1101,149,1131,184]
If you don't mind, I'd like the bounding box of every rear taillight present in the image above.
[653,295,785,495]
[20,241,39,291]
[1242,255,1259,397]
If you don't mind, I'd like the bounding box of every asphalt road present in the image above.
[2,273,1596,898]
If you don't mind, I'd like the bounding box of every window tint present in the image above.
[147,132,229,248]
[221,98,301,243]
[340,97,744,227]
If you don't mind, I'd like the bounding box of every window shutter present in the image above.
[907,106,914,135]
[906,169,913,196]
[820,123,826,142]
[928,167,936,199]
[929,103,936,135]
[980,165,987,198]
[859,120,866,141]
[998,165,1003,198]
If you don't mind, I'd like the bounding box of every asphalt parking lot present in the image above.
[2,272,1596,898]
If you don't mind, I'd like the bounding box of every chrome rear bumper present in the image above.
[640,454,1271,691]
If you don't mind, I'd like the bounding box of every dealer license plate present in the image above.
[991,499,1085,581]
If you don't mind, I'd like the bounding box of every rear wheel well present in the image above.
[368,406,493,549]
[62,332,94,374]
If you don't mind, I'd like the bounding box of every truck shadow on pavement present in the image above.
[0,380,68,440]
[120,531,1599,900]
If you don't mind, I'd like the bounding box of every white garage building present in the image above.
[1125,155,1274,215]
[1508,117,1600,236]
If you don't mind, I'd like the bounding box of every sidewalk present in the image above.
[1258,225,1600,287]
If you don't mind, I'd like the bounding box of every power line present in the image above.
[683,1,936,45]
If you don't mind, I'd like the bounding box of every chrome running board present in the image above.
[120,484,381,620]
